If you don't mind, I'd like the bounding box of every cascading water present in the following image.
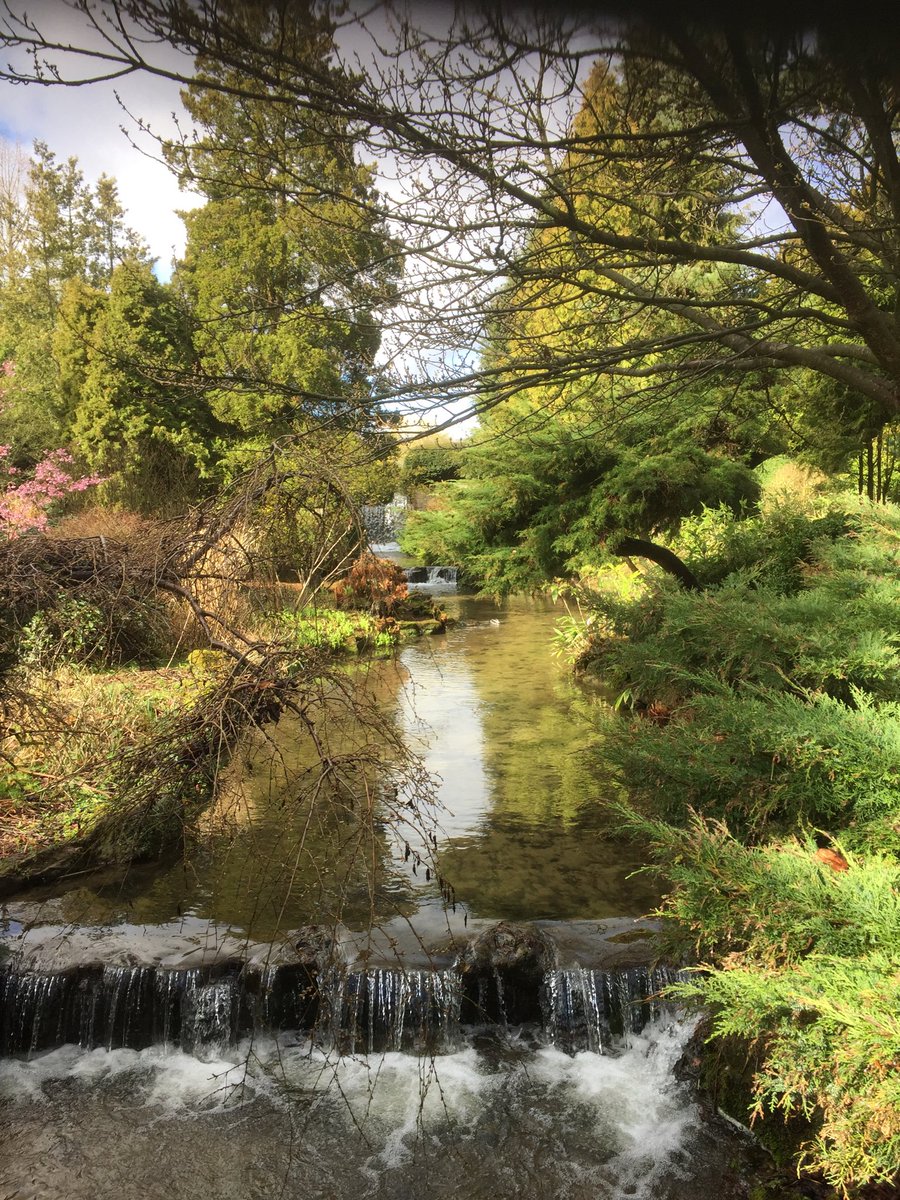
[362,492,409,548]
[0,949,689,1059]
[543,966,689,1054]
[316,966,463,1056]
[0,964,755,1200]
[404,565,458,587]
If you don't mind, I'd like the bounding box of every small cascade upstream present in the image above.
[404,564,458,587]
[362,492,408,546]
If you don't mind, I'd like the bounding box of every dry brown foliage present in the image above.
[0,444,439,894]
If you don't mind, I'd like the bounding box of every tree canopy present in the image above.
[1,2,896,442]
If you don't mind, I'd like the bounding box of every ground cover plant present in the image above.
[564,485,900,1191]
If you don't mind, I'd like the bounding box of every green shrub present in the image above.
[18,595,167,669]
[604,683,900,838]
[20,599,111,668]
[630,814,900,1195]
[582,580,900,707]
[575,497,900,1191]
[400,445,461,489]
[276,607,397,652]
[668,500,855,592]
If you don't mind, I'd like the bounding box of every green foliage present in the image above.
[58,261,217,513]
[577,497,900,702]
[400,445,461,489]
[15,591,169,672]
[606,684,900,839]
[671,499,852,592]
[577,496,900,1190]
[167,5,399,453]
[19,598,110,668]
[402,434,759,594]
[0,141,148,462]
[276,606,396,653]
[582,579,900,707]
[629,814,900,1194]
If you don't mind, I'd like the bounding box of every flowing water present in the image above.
[0,589,762,1198]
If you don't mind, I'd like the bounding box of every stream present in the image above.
[0,588,763,1199]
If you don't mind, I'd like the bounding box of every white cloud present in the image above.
[0,13,200,280]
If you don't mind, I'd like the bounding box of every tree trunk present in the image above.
[614,537,702,590]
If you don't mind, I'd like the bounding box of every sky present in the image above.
[0,10,200,280]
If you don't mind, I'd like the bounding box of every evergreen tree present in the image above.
[0,141,149,462]
[166,2,400,465]
[57,261,218,513]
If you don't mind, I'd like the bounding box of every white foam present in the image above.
[0,1019,703,1197]
[527,1020,702,1199]
[0,1043,249,1112]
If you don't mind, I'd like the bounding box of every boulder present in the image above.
[458,921,558,1025]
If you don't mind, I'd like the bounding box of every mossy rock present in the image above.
[397,618,446,638]
[187,649,232,676]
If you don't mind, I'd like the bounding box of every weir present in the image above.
[404,564,458,586]
[0,931,687,1058]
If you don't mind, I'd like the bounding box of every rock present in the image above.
[458,921,558,1024]
[293,924,350,970]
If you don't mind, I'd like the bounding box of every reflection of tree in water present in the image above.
[386,597,662,921]
[437,815,661,922]
[449,601,614,825]
[65,653,438,940]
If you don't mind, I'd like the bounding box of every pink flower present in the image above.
[0,445,106,539]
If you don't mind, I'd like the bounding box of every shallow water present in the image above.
[0,1017,756,1200]
[3,594,659,948]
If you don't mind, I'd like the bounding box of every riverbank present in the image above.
[559,493,900,1193]
[0,549,449,893]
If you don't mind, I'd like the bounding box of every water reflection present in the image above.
[5,595,659,940]
[389,596,659,921]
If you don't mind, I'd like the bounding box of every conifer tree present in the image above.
[166,2,400,464]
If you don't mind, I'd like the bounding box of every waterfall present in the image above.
[403,565,458,586]
[362,493,408,547]
[0,956,685,1059]
[543,966,690,1053]
[316,966,463,1055]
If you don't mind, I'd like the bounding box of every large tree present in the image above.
[0,2,896,441]
[163,2,401,468]
[55,260,219,512]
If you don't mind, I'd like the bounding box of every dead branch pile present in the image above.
[0,444,368,666]
[0,659,293,892]
[0,441,437,897]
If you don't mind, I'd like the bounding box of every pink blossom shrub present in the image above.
[0,360,105,537]
[0,446,106,538]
